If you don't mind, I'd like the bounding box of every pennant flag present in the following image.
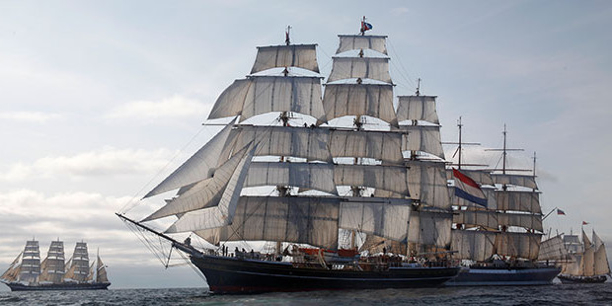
[453,168,487,207]
[557,209,566,215]
[583,221,589,225]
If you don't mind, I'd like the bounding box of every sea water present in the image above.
[1,283,611,305]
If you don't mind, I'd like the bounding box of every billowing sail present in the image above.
[329,129,403,164]
[96,255,109,283]
[408,210,452,249]
[494,232,541,260]
[396,96,439,124]
[538,235,569,261]
[143,145,252,221]
[245,162,337,195]
[144,119,236,198]
[323,83,397,126]
[491,174,537,189]
[209,76,327,123]
[451,230,496,261]
[19,240,40,283]
[196,196,340,249]
[42,240,65,283]
[251,44,320,74]
[334,164,409,196]
[339,197,411,242]
[495,190,541,213]
[400,125,444,158]
[328,57,392,84]
[336,35,388,55]
[225,125,332,162]
[165,145,257,233]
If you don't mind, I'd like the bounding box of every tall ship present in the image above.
[445,123,561,286]
[1,240,110,291]
[117,20,461,293]
[558,229,610,283]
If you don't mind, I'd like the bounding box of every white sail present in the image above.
[538,235,569,261]
[491,174,537,189]
[451,229,496,261]
[495,190,541,213]
[328,57,392,84]
[396,96,439,124]
[245,162,337,195]
[323,83,398,126]
[329,129,403,164]
[400,125,445,159]
[209,76,327,123]
[251,44,320,74]
[407,161,450,209]
[69,242,89,282]
[196,196,340,249]
[594,244,611,275]
[208,80,251,120]
[339,197,411,242]
[227,125,332,163]
[446,169,494,186]
[144,118,236,198]
[408,210,452,249]
[336,35,388,55]
[165,145,257,233]
[494,232,541,260]
[334,164,409,196]
[18,240,40,283]
[96,255,109,283]
[143,145,251,221]
[453,210,498,230]
[43,240,65,283]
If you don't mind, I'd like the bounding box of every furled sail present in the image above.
[328,57,392,84]
[400,125,445,158]
[451,230,496,262]
[336,35,388,55]
[144,118,236,198]
[143,145,252,222]
[165,145,257,233]
[329,129,403,164]
[322,83,398,126]
[538,235,569,261]
[251,44,320,74]
[245,162,337,195]
[491,174,537,189]
[396,96,439,124]
[209,76,327,123]
[334,164,409,196]
[196,196,340,249]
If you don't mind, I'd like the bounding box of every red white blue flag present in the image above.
[361,21,373,32]
[453,168,487,207]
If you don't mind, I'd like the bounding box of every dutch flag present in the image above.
[453,168,488,207]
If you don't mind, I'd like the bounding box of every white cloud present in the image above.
[0,111,62,123]
[107,95,212,122]
[0,147,176,182]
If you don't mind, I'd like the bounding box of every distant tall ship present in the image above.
[558,230,610,283]
[0,240,110,291]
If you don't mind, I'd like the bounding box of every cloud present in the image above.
[391,7,410,15]
[0,111,62,123]
[107,95,212,122]
[0,147,176,182]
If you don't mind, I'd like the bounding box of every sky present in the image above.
[1,0,612,289]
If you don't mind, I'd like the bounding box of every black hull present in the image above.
[446,266,561,286]
[4,282,110,291]
[558,274,608,284]
[190,254,460,293]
